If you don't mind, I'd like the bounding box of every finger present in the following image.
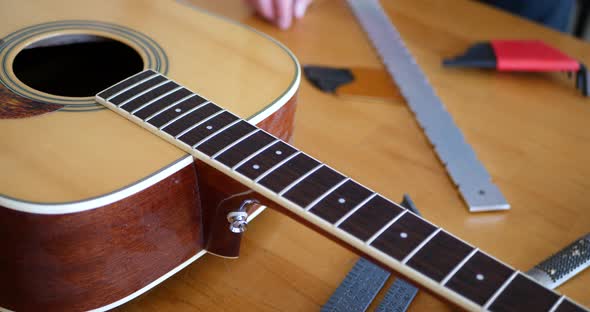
[294,0,311,19]
[275,0,294,29]
[253,0,275,21]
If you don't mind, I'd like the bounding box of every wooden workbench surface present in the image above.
[121,0,590,310]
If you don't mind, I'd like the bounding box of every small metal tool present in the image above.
[375,278,419,312]
[321,257,390,312]
[526,233,590,289]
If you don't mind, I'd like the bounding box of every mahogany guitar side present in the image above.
[0,98,297,312]
[4,1,588,311]
[0,1,300,311]
[94,70,590,312]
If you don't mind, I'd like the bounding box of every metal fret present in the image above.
[145,93,197,122]
[257,153,322,194]
[174,109,224,139]
[96,70,590,312]
[212,129,260,159]
[254,151,301,182]
[131,86,183,114]
[105,72,159,101]
[489,273,562,311]
[549,296,566,312]
[231,139,278,170]
[192,118,241,149]
[118,79,168,108]
[333,192,377,226]
[382,197,413,218]
[278,164,324,195]
[158,99,209,130]
[366,210,407,245]
[441,248,479,286]
[482,271,519,310]
[402,228,441,264]
[303,177,350,211]
[338,195,405,242]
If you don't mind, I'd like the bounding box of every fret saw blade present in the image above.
[321,257,390,312]
[375,278,419,312]
[346,0,510,212]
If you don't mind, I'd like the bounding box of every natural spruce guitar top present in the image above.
[96,69,589,312]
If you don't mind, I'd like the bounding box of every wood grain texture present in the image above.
[200,97,298,257]
[111,76,167,106]
[308,180,373,224]
[178,111,238,146]
[338,195,404,240]
[146,93,206,127]
[0,164,203,312]
[255,93,299,143]
[121,81,179,113]
[406,231,474,282]
[115,1,589,311]
[445,251,514,306]
[337,66,403,102]
[258,153,320,192]
[0,0,298,204]
[162,103,222,137]
[371,212,437,261]
[215,130,277,168]
[0,94,298,311]
[96,70,156,99]
[0,84,62,119]
[489,274,560,311]
[235,141,298,179]
[282,165,345,208]
[196,120,256,156]
[134,88,193,120]
[556,300,589,312]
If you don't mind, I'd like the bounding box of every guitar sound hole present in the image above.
[12,34,143,98]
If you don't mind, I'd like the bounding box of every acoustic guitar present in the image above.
[0,1,587,312]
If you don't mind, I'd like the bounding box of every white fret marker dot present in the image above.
[476,274,485,281]
[276,150,282,155]
[252,164,260,170]
[206,125,213,130]
[338,198,346,204]
[400,232,408,238]
[175,108,182,113]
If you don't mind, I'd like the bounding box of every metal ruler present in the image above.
[346,0,509,212]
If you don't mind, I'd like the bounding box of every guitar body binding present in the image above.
[0,1,300,310]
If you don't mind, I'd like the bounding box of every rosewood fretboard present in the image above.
[96,70,588,312]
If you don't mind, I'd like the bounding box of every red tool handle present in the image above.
[491,40,580,72]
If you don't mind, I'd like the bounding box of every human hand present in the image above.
[245,0,312,29]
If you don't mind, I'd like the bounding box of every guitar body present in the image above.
[0,1,299,311]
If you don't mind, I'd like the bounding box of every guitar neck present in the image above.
[96,70,588,312]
